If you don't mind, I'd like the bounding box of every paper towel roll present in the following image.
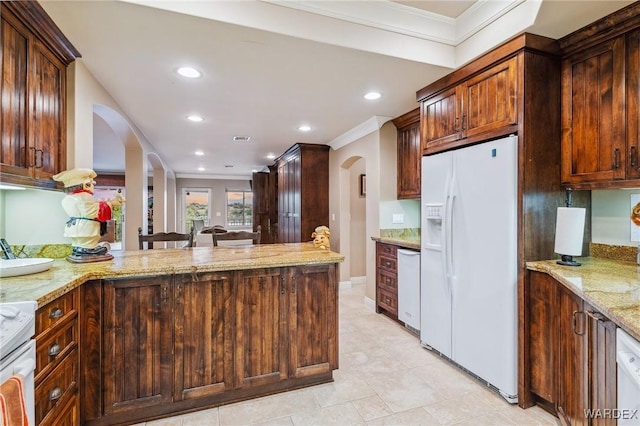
[554,207,586,256]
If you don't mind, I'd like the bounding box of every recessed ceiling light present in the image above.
[298,125,311,132]
[233,136,251,142]
[224,165,234,168]
[177,66,201,78]
[364,91,382,100]
[187,115,204,122]
[197,166,205,171]
[266,153,276,160]
[195,150,204,156]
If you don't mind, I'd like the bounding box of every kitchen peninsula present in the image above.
[1,243,343,425]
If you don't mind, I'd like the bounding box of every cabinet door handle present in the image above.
[175,283,182,306]
[48,343,61,357]
[631,146,638,168]
[161,286,168,306]
[35,149,44,168]
[613,148,620,169]
[461,114,466,131]
[586,310,606,322]
[573,311,586,335]
[454,117,460,133]
[49,387,63,401]
[49,307,64,319]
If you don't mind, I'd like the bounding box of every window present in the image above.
[226,190,252,228]
[183,188,210,232]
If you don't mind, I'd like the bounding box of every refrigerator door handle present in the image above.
[444,193,454,292]
[449,193,456,282]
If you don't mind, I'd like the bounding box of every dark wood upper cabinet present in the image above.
[561,36,626,185]
[393,108,421,199]
[0,2,80,189]
[559,2,640,189]
[418,54,518,155]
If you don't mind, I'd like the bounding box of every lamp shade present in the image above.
[554,207,586,256]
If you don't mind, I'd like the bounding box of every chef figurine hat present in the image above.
[53,168,97,188]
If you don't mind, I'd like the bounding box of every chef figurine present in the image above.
[53,168,125,262]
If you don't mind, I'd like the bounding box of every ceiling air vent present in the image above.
[233,136,251,142]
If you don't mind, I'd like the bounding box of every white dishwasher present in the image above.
[617,328,640,426]
[397,249,420,332]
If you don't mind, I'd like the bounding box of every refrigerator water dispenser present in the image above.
[424,203,443,250]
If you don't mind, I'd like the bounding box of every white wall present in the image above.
[1,189,68,245]
[592,189,640,246]
[349,158,366,277]
[329,120,397,301]
[380,200,420,229]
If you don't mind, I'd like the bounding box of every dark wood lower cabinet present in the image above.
[235,268,288,388]
[289,264,338,378]
[524,271,617,425]
[102,276,174,417]
[81,264,339,425]
[174,271,234,400]
[557,283,588,426]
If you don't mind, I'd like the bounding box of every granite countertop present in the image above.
[527,258,640,342]
[371,236,420,250]
[0,243,344,308]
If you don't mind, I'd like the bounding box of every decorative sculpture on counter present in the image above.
[311,225,331,249]
[53,168,125,263]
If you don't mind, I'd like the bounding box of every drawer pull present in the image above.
[49,387,62,401]
[48,343,61,357]
[49,308,64,319]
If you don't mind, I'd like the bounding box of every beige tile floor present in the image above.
[135,282,558,426]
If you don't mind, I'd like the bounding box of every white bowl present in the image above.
[0,258,54,277]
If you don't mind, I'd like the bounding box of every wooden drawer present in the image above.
[40,391,78,426]
[36,290,78,336]
[376,243,397,259]
[377,255,397,272]
[377,287,398,315]
[35,316,77,382]
[377,269,397,293]
[35,348,78,425]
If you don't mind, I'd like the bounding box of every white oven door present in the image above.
[0,339,35,426]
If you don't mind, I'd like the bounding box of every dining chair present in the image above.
[192,219,205,234]
[212,225,261,247]
[138,226,195,249]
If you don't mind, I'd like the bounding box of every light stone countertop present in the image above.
[371,236,421,250]
[0,242,344,308]
[527,258,640,342]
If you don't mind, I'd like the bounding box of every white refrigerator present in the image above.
[420,135,518,403]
